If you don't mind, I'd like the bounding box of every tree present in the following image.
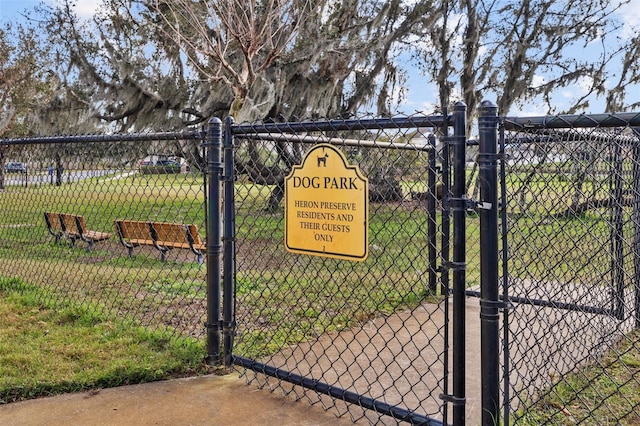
[604,33,640,112]
[0,23,56,189]
[21,0,640,206]
[417,0,639,124]
[24,0,640,128]
[152,0,311,121]
[413,0,639,211]
[35,0,442,206]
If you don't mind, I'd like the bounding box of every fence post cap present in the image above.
[453,100,467,110]
[480,100,498,110]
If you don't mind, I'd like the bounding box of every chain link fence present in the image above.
[225,113,463,425]
[497,115,640,424]
[0,132,208,342]
[3,108,640,425]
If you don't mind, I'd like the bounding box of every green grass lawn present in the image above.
[515,329,640,425]
[0,277,209,404]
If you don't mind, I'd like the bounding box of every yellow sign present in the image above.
[285,144,368,261]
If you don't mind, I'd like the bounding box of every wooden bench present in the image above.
[44,212,111,251]
[114,220,206,264]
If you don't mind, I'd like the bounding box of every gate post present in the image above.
[452,101,468,426]
[633,128,640,328]
[612,138,625,320]
[428,134,438,294]
[478,101,500,424]
[222,116,236,366]
[205,117,223,365]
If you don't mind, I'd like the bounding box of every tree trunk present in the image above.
[55,153,63,186]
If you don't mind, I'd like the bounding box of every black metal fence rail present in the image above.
[233,357,442,426]
[0,131,203,146]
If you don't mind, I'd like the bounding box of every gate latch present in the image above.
[439,393,466,406]
[474,201,492,210]
[449,197,478,213]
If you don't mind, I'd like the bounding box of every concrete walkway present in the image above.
[0,373,354,426]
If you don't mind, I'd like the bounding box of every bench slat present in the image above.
[116,220,153,240]
[60,213,78,235]
[126,238,155,246]
[156,241,192,250]
[83,230,111,242]
[152,222,190,246]
[44,212,63,232]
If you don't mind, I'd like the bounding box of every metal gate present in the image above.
[204,105,469,425]
[474,104,640,424]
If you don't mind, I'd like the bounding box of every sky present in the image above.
[0,0,97,20]
[1,0,638,117]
